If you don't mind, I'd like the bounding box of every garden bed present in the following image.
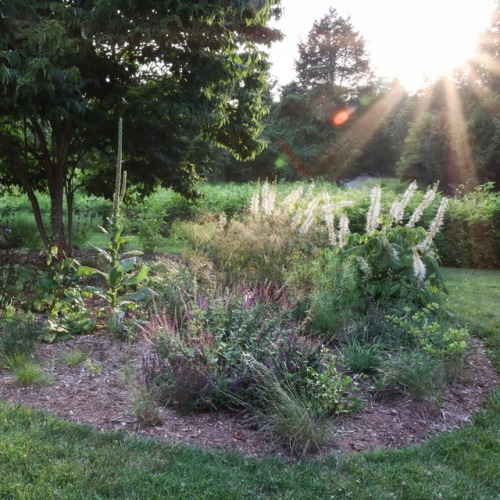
[0,333,497,459]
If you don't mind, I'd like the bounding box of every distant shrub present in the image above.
[0,213,43,249]
[197,183,256,218]
[71,212,104,247]
[435,183,500,268]
[74,194,112,220]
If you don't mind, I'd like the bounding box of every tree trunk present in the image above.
[66,186,74,253]
[12,160,51,248]
[31,117,71,255]
[49,182,67,253]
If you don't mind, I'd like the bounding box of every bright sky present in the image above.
[268,0,497,92]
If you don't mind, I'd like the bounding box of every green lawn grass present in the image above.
[0,392,499,499]
[443,268,500,370]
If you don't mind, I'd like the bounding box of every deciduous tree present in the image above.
[0,0,282,251]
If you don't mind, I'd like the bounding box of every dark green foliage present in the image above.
[467,98,500,187]
[435,184,500,268]
[0,262,37,312]
[32,247,94,342]
[0,0,282,250]
[295,7,371,99]
[33,248,84,315]
[225,7,383,183]
[344,225,446,308]
[0,311,41,357]
[396,112,451,189]
[0,213,43,249]
[465,16,500,188]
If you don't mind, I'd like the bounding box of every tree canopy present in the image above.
[295,7,371,102]
[249,8,380,181]
[0,0,282,250]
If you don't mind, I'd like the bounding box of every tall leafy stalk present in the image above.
[79,120,154,318]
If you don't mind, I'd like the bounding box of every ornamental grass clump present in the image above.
[179,210,300,287]
[180,181,357,289]
[234,357,331,456]
[3,353,53,387]
[378,351,445,410]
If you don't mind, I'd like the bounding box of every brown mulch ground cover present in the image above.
[0,332,498,459]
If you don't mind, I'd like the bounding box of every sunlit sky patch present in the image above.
[268,0,497,92]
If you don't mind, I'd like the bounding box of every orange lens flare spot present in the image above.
[332,107,355,126]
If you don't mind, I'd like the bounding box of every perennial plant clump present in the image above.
[290,181,448,317]
[33,246,93,342]
[142,283,359,423]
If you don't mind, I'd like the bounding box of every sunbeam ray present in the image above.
[319,83,407,178]
[443,76,479,190]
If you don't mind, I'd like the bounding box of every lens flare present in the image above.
[332,107,356,126]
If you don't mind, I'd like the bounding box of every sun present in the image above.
[371,0,495,92]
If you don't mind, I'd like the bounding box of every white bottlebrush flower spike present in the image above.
[366,186,382,234]
[338,213,350,248]
[412,247,426,281]
[281,186,304,213]
[407,182,439,228]
[390,181,418,224]
[261,181,269,210]
[389,200,401,223]
[250,183,260,214]
[323,202,336,246]
[257,180,276,216]
[298,195,321,235]
[423,196,449,248]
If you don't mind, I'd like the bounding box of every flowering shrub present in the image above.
[274,181,450,333]
[339,182,448,307]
